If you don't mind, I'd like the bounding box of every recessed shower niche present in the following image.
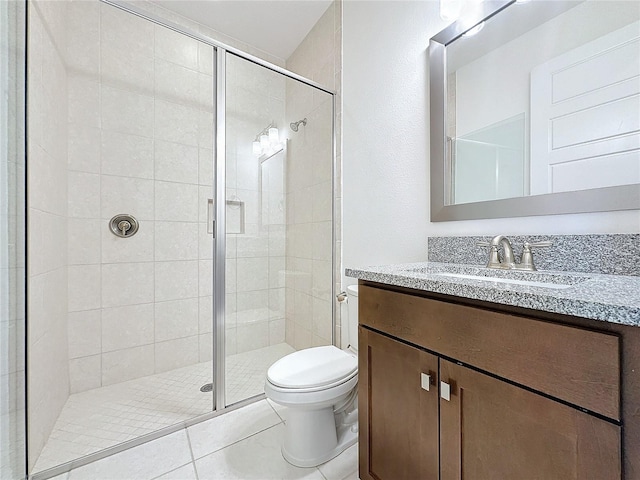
[26,0,336,475]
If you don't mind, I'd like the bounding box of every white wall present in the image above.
[343,1,435,283]
[342,0,640,282]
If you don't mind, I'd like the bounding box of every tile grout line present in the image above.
[184,426,200,480]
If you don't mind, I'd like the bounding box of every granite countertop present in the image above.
[345,262,640,327]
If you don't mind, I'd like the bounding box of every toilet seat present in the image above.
[267,346,357,393]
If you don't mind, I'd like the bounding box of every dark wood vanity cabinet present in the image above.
[358,283,626,480]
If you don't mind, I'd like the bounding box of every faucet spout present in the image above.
[490,235,515,267]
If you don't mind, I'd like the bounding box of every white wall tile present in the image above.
[269,319,285,345]
[101,40,154,95]
[101,262,154,308]
[155,298,199,342]
[155,260,198,302]
[236,257,269,292]
[68,264,101,312]
[101,175,154,221]
[67,0,100,77]
[154,25,199,70]
[198,334,212,362]
[68,310,101,359]
[101,344,154,386]
[155,100,199,146]
[198,111,214,150]
[198,259,212,297]
[102,221,154,263]
[68,124,100,174]
[68,75,100,128]
[154,222,198,261]
[154,140,199,184]
[155,58,199,105]
[68,218,101,265]
[102,85,154,138]
[199,296,213,334]
[101,131,154,180]
[155,181,199,222]
[312,221,332,261]
[198,42,214,76]
[100,1,154,60]
[236,290,270,325]
[154,335,199,373]
[69,355,101,394]
[236,321,269,353]
[101,303,154,352]
[198,148,214,186]
[68,172,100,219]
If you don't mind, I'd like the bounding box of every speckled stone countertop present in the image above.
[345,262,640,327]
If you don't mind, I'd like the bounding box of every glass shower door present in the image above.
[222,53,335,407]
[27,2,217,473]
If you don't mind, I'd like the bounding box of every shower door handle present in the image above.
[207,199,215,237]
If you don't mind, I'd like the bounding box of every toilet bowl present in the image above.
[264,285,359,467]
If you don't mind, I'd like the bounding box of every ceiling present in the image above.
[151,0,333,60]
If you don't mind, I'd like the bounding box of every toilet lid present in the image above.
[267,346,357,389]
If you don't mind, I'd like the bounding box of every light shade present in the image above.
[268,127,279,143]
[260,134,269,149]
[440,0,463,21]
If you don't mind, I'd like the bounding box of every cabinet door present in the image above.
[439,360,621,480]
[359,327,439,480]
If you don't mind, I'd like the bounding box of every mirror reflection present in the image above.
[445,0,640,206]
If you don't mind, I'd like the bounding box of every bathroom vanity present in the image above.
[347,260,640,480]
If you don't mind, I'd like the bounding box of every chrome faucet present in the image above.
[478,235,516,269]
[477,236,552,271]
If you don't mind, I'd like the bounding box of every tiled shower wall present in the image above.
[27,0,70,466]
[285,1,342,349]
[1,1,26,477]
[224,55,287,355]
[64,2,216,393]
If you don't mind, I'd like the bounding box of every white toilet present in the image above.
[264,285,359,467]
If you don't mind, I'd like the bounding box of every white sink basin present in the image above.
[432,272,576,289]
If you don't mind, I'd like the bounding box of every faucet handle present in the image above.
[527,240,552,248]
[519,240,552,271]
[476,241,500,268]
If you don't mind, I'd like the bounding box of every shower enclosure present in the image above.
[25,0,336,477]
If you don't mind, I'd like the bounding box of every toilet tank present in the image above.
[346,285,359,351]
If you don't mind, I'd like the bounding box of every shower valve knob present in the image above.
[110,214,139,238]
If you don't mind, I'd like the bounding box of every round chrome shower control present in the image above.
[109,214,139,238]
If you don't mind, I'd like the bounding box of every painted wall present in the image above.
[342,1,640,285]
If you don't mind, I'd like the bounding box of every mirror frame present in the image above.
[429,0,640,221]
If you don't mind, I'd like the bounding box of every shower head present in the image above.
[290,118,307,132]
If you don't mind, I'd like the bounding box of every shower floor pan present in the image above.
[32,343,295,473]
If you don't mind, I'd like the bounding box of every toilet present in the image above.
[264,285,359,467]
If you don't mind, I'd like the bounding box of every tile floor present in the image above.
[34,344,296,473]
[49,399,359,480]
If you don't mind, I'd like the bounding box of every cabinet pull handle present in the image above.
[440,381,451,401]
[421,373,431,391]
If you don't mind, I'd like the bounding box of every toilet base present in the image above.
[281,407,358,468]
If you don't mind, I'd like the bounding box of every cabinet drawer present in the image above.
[359,284,620,420]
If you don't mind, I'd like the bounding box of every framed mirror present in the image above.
[430,0,640,221]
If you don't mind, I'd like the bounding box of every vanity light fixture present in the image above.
[462,21,485,37]
[252,122,284,160]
